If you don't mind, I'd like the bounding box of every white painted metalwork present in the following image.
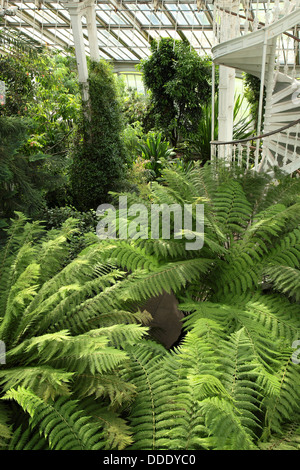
[0,1,299,64]
[211,1,300,176]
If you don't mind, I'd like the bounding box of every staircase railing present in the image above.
[213,0,300,45]
[211,1,300,175]
[210,117,300,174]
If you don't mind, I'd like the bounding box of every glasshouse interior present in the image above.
[1,0,300,452]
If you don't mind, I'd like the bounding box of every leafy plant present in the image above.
[37,205,99,261]
[188,93,254,163]
[139,38,213,147]
[103,163,300,450]
[69,60,127,211]
[0,53,34,117]
[1,164,300,450]
[0,49,82,209]
[0,116,51,235]
[122,121,144,166]
[0,213,153,450]
[138,132,176,180]
[122,87,151,127]
[23,52,80,157]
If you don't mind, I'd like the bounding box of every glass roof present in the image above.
[0,1,299,64]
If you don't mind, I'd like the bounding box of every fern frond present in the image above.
[165,161,216,203]
[78,309,153,329]
[121,340,174,450]
[22,269,125,337]
[179,299,237,333]
[96,240,160,271]
[74,372,136,405]
[199,396,257,450]
[234,294,300,347]
[264,265,300,302]
[264,228,300,268]
[262,351,300,439]
[0,262,40,344]
[7,425,49,450]
[2,387,104,450]
[124,258,213,302]
[35,233,71,284]
[259,421,300,450]
[26,330,129,375]
[135,237,195,261]
[159,165,201,203]
[0,366,74,401]
[0,402,11,448]
[80,400,134,450]
[87,323,149,349]
[212,180,252,237]
[219,328,262,438]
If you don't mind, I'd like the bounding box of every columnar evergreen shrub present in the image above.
[69,60,127,211]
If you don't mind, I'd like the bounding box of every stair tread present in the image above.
[265,139,299,161]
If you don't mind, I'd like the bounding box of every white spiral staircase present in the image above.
[211,1,300,175]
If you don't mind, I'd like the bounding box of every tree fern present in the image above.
[0,215,154,449]
[120,340,177,450]
[264,265,300,302]
[198,396,256,450]
[1,163,300,450]
[109,163,300,450]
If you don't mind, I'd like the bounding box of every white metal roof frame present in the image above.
[0,0,299,65]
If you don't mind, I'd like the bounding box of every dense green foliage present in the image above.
[0,34,299,452]
[69,60,128,211]
[243,73,266,130]
[139,38,213,147]
[0,213,151,449]
[38,205,99,261]
[0,49,81,224]
[121,87,153,130]
[188,94,254,163]
[0,116,54,233]
[0,53,34,117]
[1,164,300,450]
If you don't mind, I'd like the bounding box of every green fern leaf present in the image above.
[2,387,104,450]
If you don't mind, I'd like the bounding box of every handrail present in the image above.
[217,7,300,43]
[211,118,300,147]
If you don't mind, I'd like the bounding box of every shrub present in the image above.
[69,60,128,211]
[38,205,99,261]
[139,38,213,147]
